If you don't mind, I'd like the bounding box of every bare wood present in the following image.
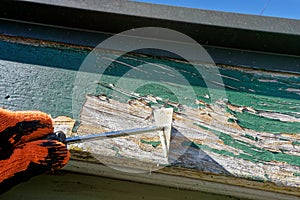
[53,94,300,197]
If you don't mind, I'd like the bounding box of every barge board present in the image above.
[0,1,299,198]
[63,94,300,196]
[0,35,299,196]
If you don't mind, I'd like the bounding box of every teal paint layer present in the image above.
[0,38,299,136]
[140,139,161,148]
[193,123,300,166]
[230,110,300,134]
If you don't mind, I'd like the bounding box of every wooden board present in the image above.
[73,93,300,178]
[57,94,300,198]
[1,33,300,198]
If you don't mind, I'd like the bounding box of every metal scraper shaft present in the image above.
[65,126,164,144]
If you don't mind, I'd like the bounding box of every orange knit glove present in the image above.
[0,108,70,194]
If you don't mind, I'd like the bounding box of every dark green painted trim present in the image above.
[1,0,300,57]
[0,18,300,74]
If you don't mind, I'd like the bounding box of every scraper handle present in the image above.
[46,126,165,145]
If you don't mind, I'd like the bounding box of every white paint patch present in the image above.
[286,88,300,95]
[258,111,300,122]
[258,79,278,83]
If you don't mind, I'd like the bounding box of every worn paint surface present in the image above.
[69,94,300,189]
[0,36,300,192]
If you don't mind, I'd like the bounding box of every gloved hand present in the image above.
[0,108,70,194]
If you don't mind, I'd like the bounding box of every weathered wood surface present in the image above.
[62,93,300,195]
[1,34,300,198]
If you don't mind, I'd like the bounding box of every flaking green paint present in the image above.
[140,139,161,148]
[241,134,258,141]
[0,38,299,167]
[292,141,300,146]
[228,110,300,134]
[294,172,300,177]
[182,141,236,157]
[193,123,300,166]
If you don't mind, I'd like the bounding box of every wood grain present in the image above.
[1,34,300,198]
[76,94,300,185]
[56,93,300,197]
